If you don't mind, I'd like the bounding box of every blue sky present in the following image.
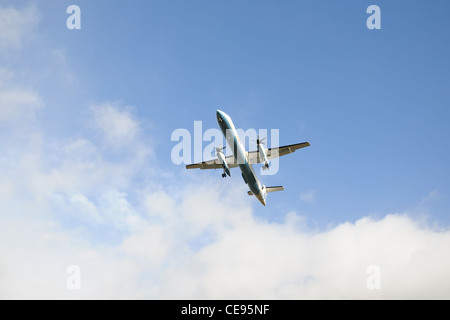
[37,0,450,225]
[1,0,450,299]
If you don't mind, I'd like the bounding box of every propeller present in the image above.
[215,145,226,153]
[252,135,267,146]
[257,136,266,145]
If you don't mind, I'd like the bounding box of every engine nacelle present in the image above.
[258,143,270,170]
[216,148,231,177]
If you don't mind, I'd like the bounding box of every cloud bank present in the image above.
[1,4,449,300]
[1,95,449,299]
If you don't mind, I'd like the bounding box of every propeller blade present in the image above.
[252,136,267,146]
[216,145,226,152]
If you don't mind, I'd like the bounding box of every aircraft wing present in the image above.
[186,142,310,169]
[185,155,238,170]
[247,142,310,164]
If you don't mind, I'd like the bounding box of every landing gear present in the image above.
[222,173,226,178]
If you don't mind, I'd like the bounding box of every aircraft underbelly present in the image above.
[239,163,260,196]
[218,113,261,197]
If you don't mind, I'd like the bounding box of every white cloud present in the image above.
[157,213,450,299]
[418,190,442,210]
[299,189,316,204]
[0,88,42,123]
[90,103,141,149]
[0,5,40,52]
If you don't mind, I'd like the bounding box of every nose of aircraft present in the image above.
[216,109,226,124]
[216,109,223,119]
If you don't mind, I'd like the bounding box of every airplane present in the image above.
[185,110,310,206]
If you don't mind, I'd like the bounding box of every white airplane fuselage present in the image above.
[216,110,267,206]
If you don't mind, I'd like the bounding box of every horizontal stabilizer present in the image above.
[248,186,284,196]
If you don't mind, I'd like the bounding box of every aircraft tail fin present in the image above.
[247,186,284,196]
